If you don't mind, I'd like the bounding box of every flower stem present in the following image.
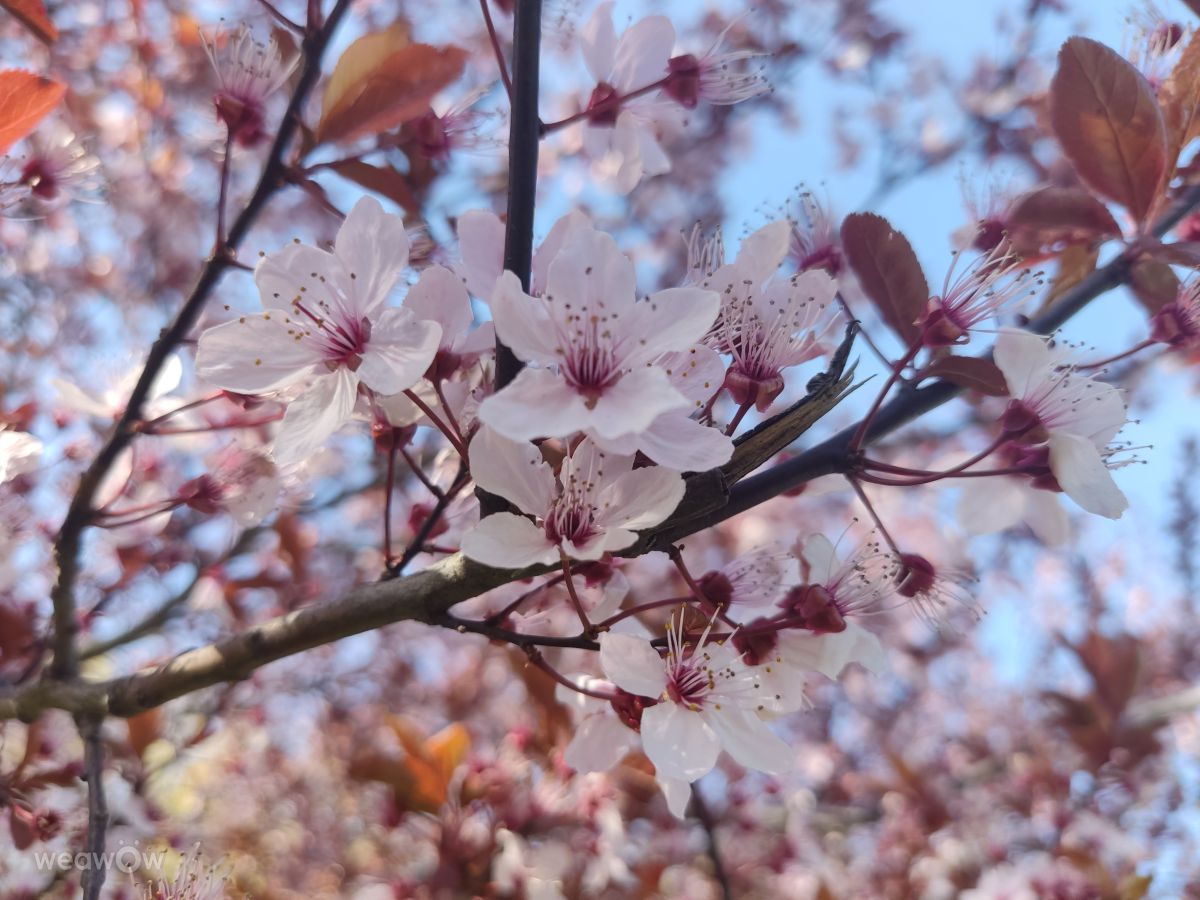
[478,0,513,99]
[560,550,595,636]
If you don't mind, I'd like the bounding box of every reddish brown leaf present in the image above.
[126,709,162,760]
[0,0,57,44]
[316,26,467,145]
[921,355,1007,396]
[1142,239,1200,268]
[840,213,929,344]
[1037,244,1099,315]
[0,70,66,156]
[1129,258,1180,314]
[327,159,418,213]
[1005,186,1122,255]
[1049,37,1167,224]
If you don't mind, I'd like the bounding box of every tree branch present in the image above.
[46,0,354,680]
[78,716,108,900]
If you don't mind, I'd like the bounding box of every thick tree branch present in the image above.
[46,0,354,680]
[78,716,108,900]
[8,180,1199,727]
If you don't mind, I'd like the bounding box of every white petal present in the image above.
[545,227,637,319]
[254,243,348,311]
[1024,488,1070,546]
[405,264,473,341]
[468,426,554,514]
[799,533,837,584]
[593,413,733,472]
[0,432,42,483]
[195,314,318,393]
[956,476,1025,536]
[657,345,726,405]
[334,195,409,314]
[734,221,791,281]
[640,702,720,782]
[53,378,112,418]
[1048,433,1129,519]
[579,1,617,81]
[705,707,793,775]
[489,271,561,365]
[531,211,593,296]
[624,288,721,365]
[355,309,441,395]
[147,354,183,402]
[460,513,558,568]
[584,366,688,440]
[272,368,358,466]
[455,209,505,299]
[658,776,694,819]
[597,465,685,531]
[478,367,594,440]
[993,328,1052,399]
[563,713,638,773]
[598,632,667,698]
[779,621,887,680]
[613,15,675,91]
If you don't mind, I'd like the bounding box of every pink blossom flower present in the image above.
[919,246,1040,347]
[401,263,495,380]
[178,448,281,527]
[0,431,42,484]
[994,329,1129,519]
[204,25,298,146]
[662,21,771,108]
[1151,275,1200,349]
[478,222,719,445]
[461,428,685,567]
[410,85,499,161]
[786,533,894,631]
[598,617,793,787]
[195,197,442,466]
[702,221,839,411]
[578,2,678,193]
[11,121,101,205]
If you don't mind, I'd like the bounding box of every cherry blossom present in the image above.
[11,121,100,205]
[204,25,298,146]
[53,355,182,421]
[993,328,1129,519]
[0,430,42,484]
[178,448,281,527]
[784,532,894,630]
[1151,275,1200,349]
[919,246,1040,347]
[598,617,793,792]
[411,85,499,161]
[195,196,441,466]
[701,221,839,411]
[578,2,678,192]
[477,222,720,445]
[401,263,495,379]
[461,428,685,567]
[663,21,771,108]
[455,208,592,303]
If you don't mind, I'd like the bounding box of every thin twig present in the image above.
[691,785,734,900]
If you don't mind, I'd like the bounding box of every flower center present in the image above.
[665,654,712,710]
[562,343,622,407]
[586,82,622,127]
[543,496,597,546]
[291,298,372,372]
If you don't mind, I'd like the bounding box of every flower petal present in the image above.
[1024,488,1070,546]
[598,632,668,698]
[334,196,409,314]
[478,367,593,440]
[585,366,688,441]
[489,271,561,365]
[545,226,637,319]
[468,426,554,514]
[993,328,1052,400]
[798,533,837,585]
[592,412,733,472]
[1048,433,1129,519]
[640,702,720,782]
[195,314,318,393]
[623,288,721,365]
[613,14,675,91]
[734,221,791,281]
[956,475,1025,536]
[597,465,685,531]
[579,1,617,82]
[355,309,441,395]
[254,243,347,311]
[461,512,558,568]
[704,707,792,775]
[563,713,638,773]
[658,777,694,819]
[455,209,506,299]
[405,264,473,341]
[272,368,358,466]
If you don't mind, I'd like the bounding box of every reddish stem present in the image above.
[478,0,514,99]
[541,77,671,134]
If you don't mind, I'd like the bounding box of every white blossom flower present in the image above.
[598,617,793,787]
[702,221,838,411]
[478,222,719,444]
[461,428,685,567]
[195,197,442,466]
[204,25,298,146]
[578,2,679,192]
[54,355,182,421]
[0,431,42,484]
[663,21,771,108]
[994,328,1129,519]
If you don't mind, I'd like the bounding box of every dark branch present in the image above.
[78,716,108,900]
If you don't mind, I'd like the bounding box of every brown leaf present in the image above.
[1160,29,1200,172]
[0,69,66,156]
[126,709,162,760]
[840,213,929,344]
[1005,186,1122,255]
[1049,37,1167,224]
[1037,244,1099,315]
[1,0,56,43]
[1141,239,1200,267]
[351,716,471,814]
[921,355,1007,396]
[316,25,467,145]
[1129,258,1180,314]
[327,159,418,213]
